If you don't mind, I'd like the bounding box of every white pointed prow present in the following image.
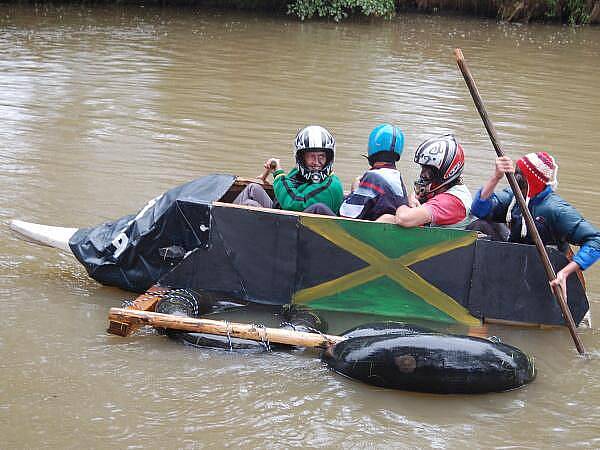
[9,219,78,253]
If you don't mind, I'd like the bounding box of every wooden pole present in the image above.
[108,307,344,348]
[454,48,585,354]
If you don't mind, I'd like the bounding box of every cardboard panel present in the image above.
[211,206,298,304]
[469,240,589,325]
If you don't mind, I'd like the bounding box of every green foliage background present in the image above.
[214,0,596,24]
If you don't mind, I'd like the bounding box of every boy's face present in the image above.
[304,151,327,171]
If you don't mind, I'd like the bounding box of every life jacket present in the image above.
[340,167,408,221]
[431,183,473,229]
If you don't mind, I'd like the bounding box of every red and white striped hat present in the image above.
[516,152,558,198]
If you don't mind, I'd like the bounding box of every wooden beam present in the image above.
[108,307,344,348]
[107,285,169,337]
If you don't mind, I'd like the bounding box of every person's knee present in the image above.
[244,199,262,208]
[304,203,336,216]
[467,219,509,241]
[247,183,263,196]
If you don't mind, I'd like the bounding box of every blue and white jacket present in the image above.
[340,166,408,221]
[472,186,600,270]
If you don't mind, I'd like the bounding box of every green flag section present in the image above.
[294,216,480,326]
[335,218,474,259]
[303,276,456,323]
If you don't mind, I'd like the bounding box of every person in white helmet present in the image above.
[234,125,344,214]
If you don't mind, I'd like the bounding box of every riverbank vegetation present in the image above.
[12,0,600,24]
[217,0,599,24]
[292,0,600,25]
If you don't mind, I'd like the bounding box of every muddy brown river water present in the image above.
[1,5,599,448]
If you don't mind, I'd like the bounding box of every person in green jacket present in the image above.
[234,125,344,214]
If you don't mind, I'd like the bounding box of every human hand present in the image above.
[264,158,281,172]
[258,158,281,183]
[494,156,514,180]
[408,192,420,208]
[351,176,361,192]
[549,269,568,302]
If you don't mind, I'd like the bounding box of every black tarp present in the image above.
[69,174,235,292]
[159,206,299,305]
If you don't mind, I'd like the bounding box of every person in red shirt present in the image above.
[377,134,472,228]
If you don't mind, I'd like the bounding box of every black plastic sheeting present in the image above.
[322,322,536,394]
[159,206,300,304]
[69,174,235,292]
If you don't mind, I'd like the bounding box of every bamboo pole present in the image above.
[108,307,344,348]
[454,48,585,354]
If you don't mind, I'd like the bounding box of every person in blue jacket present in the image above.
[339,123,408,220]
[471,151,600,297]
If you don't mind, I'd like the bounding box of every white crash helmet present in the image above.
[293,125,336,183]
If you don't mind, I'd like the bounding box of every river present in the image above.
[1,5,599,448]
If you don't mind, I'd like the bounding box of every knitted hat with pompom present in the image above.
[516,152,558,198]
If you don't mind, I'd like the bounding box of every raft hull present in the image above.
[10,174,589,327]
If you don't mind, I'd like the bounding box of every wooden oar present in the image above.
[454,48,585,354]
[108,307,344,347]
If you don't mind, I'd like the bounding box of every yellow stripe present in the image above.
[294,266,380,304]
[384,266,480,326]
[398,233,476,266]
[297,217,480,325]
[302,218,387,262]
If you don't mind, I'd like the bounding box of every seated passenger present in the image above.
[471,152,600,294]
[339,124,408,221]
[234,125,344,215]
[377,134,472,228]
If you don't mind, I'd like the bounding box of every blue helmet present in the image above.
[367,124,404,161]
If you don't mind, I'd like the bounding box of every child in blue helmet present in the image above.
[339,124,408,221]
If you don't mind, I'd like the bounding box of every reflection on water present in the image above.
[1,5,599,448]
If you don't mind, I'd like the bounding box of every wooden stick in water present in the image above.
[108,307,344,348]
[454,48,585,354]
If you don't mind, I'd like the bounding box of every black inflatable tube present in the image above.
[322,332,536,394]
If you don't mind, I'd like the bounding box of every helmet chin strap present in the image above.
[310,172,323,183]
[414,171,451,201]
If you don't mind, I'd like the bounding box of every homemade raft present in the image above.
[107,290,536,394]
[10,174,589,328]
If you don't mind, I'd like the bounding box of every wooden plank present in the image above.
[108,307,344,347]
[107,285,169,337]
[218,176,275,203]
[483,317,561,329]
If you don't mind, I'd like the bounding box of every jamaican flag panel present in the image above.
[159,206,480,324]
[294,216,479,325]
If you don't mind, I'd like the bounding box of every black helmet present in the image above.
[293,125,336,183]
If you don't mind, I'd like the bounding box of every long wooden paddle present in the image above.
[454,48,585,354]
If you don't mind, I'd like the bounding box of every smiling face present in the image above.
[303,151,327,171]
